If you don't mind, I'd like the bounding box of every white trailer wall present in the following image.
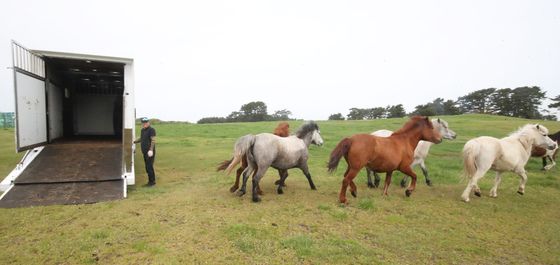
[15,72,47,148]
[46,82,63,141]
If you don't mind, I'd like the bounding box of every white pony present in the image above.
[461,124,557,202]
[366,118,457,188]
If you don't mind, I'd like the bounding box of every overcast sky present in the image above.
[1,0,559,122]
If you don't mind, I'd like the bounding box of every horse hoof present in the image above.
[405,190,412,197]
[367,183,374,189]
[426,180,433,187]
[374,181,380,188]
[236,190,246,197]
[474,191,481,197]
[229,186,238,193]
[277,189,283,195]
[275,180,287,187]
[252,197,261,203]
[400,181,407,188]
[351,191,357,197]
[517,191,524,195]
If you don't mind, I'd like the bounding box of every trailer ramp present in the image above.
[0,139,124,208]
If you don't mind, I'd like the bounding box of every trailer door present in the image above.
[11,41,47,152]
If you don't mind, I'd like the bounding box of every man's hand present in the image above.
[148,150,154,157]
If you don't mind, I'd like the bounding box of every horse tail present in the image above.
[462,140,480,179]
[216,158,233,172]
[224,134,256,175]
[328,138,352,173]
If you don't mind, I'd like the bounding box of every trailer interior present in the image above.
[45,57,124,141]
[0,53,129,208]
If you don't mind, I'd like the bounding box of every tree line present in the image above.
[197,87,558,123]
[197,101,293,124]
[330,86,559,120]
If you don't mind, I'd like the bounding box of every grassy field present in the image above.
[0,114,559,264]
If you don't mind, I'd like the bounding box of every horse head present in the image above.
[533,124,557,150]
[311,129,324,146]
[418,116,442,144]
[297,121,324,146]
[433,118,457,140]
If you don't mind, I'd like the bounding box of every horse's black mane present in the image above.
[296,121,319,139]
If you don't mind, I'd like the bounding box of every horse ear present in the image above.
[536,124,540,130]
[437,118,441,123]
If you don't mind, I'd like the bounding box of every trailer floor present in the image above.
[0,180,124,208]
[0,139,125,208]
[14,139,122,184]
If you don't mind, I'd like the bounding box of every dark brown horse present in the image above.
[327,116,442,204]
[217,122,290,194]
[531,130,559,170]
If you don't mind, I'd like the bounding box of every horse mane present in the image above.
[393,116,431,135]
[508,124,537,138]
[296,121,319,139]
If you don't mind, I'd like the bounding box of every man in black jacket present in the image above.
[134,117,157,186]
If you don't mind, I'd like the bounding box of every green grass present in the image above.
[0,114,559,264]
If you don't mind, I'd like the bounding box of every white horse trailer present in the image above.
[0,41,136,208]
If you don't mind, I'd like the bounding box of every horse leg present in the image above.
[382,171,393,196]
[515,169,528,195]
[472,175,483,197]
[274,169,288,187]
[230,165,244,193]
[252,167,268,202]
[276,169,289,194]
[232,156,250,192]
[300,163,317,190]
[399,166,418,197]
[401,160,418,188]
[542,157,547,170]
[349,178,358,198]
[367,169,381,189]
[366,168,374,188]
[373,172,381,188]
[461,177,475,202]
[237,166,253,197]
[489,172,502,198]
[461,169,485,201]
[253,167,264,196]
[544,155,555,171]
[420,161,432,186]
[400,175,409,188]
[339,168,359,204]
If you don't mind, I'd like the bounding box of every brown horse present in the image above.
[217,122,290,194]
[531,130,559,170]
[327,116,442,204]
